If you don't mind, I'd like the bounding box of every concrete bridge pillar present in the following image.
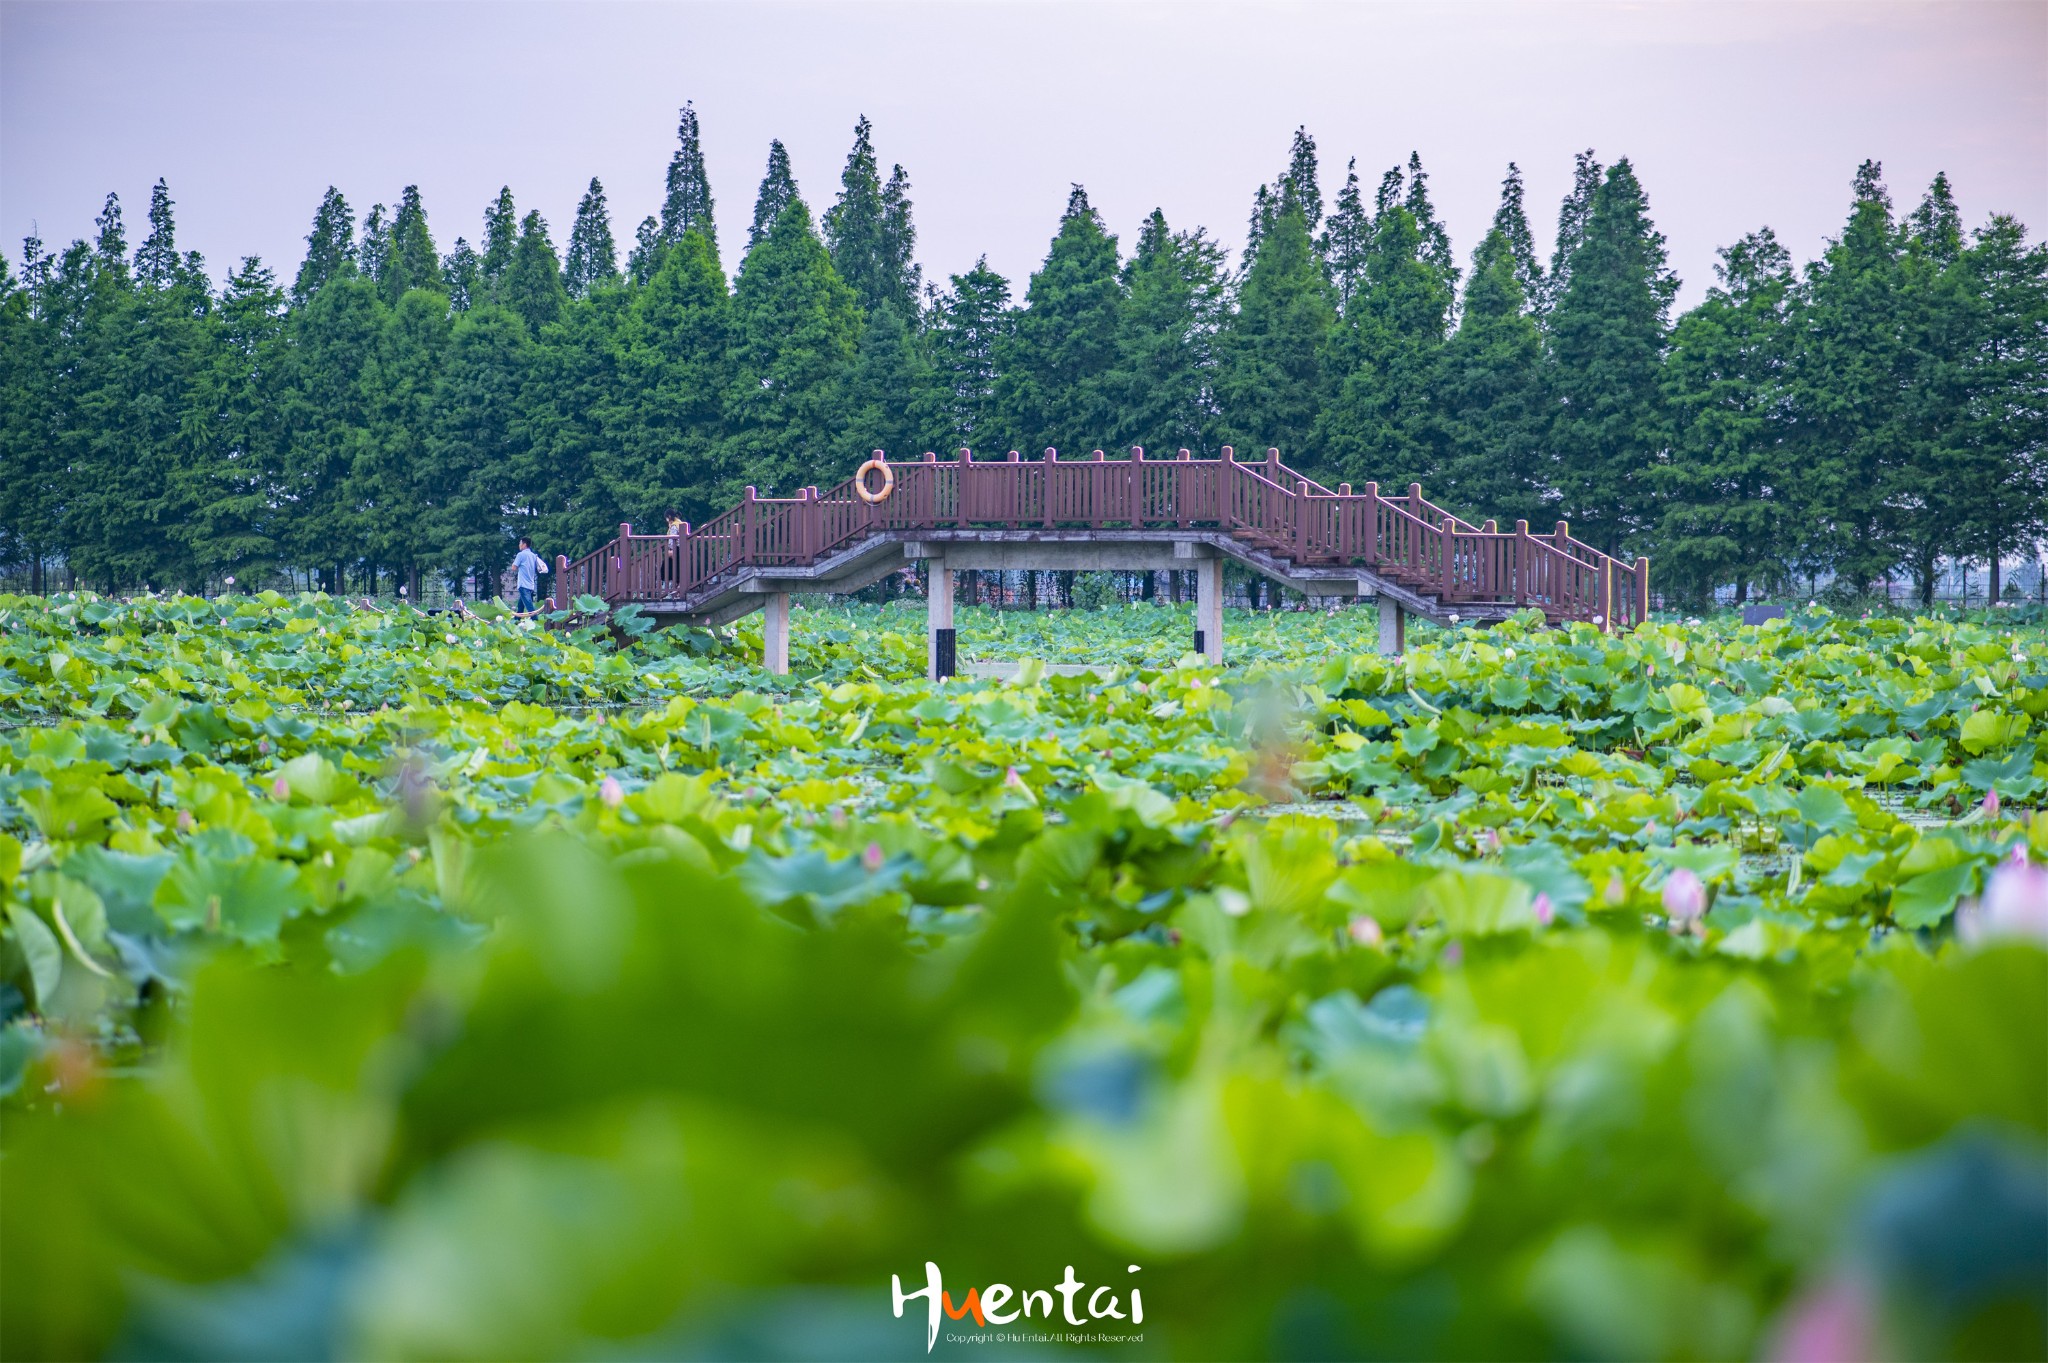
[763,592,790,675]
[1195,557,1223,663]
[1378,599,1406,656]
[927,560,956,681]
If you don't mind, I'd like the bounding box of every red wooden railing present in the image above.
[555,447,1650,630]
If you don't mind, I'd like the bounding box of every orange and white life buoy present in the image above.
[854,456,895,504]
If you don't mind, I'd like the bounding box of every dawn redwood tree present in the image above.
[480,187,518,288]
[599,228,734,522]
[1218,203,1332,472]
[501,211,568,334]
[1438,228,1552,526]
[1542,150,1602,316]
[293,187,356,303]
[1322,159,1370,311]
[1655,228,1797,604]
[928,258,1013,451]
[826,118,921,320]
[1547,157,1677,554]
[384,186,442,302]
[430,304,529,591]
[839,299,937,464]
[993,186,1124,453]
[658,102,718,258]
[749,141,799,251]
[1316,199,1452,492]
[354,285,454,587]
[442,238,481,312]
[178,256,289,580]
[1490,163,1546,309]
[1110,208,1227,455]
[279,274,384,591]
[1783,161,1911,591]
[563,178,620,297]
[521,280,631,551]
[723,198,860,498]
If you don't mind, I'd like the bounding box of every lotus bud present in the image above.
[862,841,885,872]
[1533,892,1554,926]
[1605,873,1626,905]
[175,809,193,834]
[1484,828,1503,854]
[271,776,290,801]
[1976,855,2048,944]
[1441,941,1464,966]
[1348,915,1384,947]
[599,775,624,808]
[1662,868,1707,929]
[1983,788,2001,820]
[1005,766,1024,787]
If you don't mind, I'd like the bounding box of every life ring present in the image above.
[855,456,895,504]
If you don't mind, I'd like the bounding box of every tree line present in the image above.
[2,106,2042,605]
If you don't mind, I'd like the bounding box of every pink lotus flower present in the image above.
[1982,788,2001,820]
[1963,853,2048,945]
[862,841,885,872]
[271,776,290,801]
[1005,765,1024,787]
[1532,892,1554,927]
[598,775,624,808]
[175,809,193,834]
[1768,1278,1879,1363]
[1441,941,1464,967]
[1605,873,1627,905]
[1663,868,1707,931]
[1348,915,1384,947]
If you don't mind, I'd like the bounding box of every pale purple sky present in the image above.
[3,1,2043,309]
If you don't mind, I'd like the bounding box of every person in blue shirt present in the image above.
[511,537,548,614]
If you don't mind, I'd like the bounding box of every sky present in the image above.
[3,1,2044,310]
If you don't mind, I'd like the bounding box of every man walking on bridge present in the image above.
[511,536,549,615]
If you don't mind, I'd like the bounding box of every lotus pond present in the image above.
[1,591,2043,1361]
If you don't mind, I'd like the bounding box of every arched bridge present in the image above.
[555,446,1650,676]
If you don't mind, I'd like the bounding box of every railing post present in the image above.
[1221,445,1235,527]
[553,555,567,610]
[742,490,756,566]
[1043,447,1057,529]
[1091,449,1105,530]
[1177,449,1192,529]
[957,447,972,528]
[618,522,632,597]
[1130,446,1145,529]
[1635,555,1651,627]
[1515,520,1531,607]
[1600,557,1614,633]
[1362,481,1379,567]
[680,522,692,594]
[1443,521,1458,602]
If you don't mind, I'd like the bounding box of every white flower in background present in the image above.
[599,775,624,808]
[1348,915,1384,947]
[445,633,458,645]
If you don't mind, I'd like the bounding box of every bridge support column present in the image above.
[1378,599,1406,656]
[927,560,956,681]
[763,591,790,675]
[1195,557,1223,664]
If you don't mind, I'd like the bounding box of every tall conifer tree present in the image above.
[1490,164,1545,306]
[1322,159,1370,312]
[1544,150,1602,314]
[564,178,619,297]
[134,179,181,287]
[1218,203,1333,471]
[993,187,1124,452]
[295,187,355,303]
[929,259,1013,449]
[659,102,717,254]
[601,229,733,520]
[825,116,918,317]
[385,186,442,300]
[1280,127,1323,234]
[1547,157,1677,553]
[502,211,568,334]
[1438,229,1551,524]
[1111,209,1227,453]
[1656,228,1795,602]
[725,198,861,495]
[480,188,518,283]
[358,203,391,291]
[1783,161,1910,590]
[749,141,799,251]
[443,238,481,312]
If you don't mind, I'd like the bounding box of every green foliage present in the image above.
[0,598,2042,1359]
